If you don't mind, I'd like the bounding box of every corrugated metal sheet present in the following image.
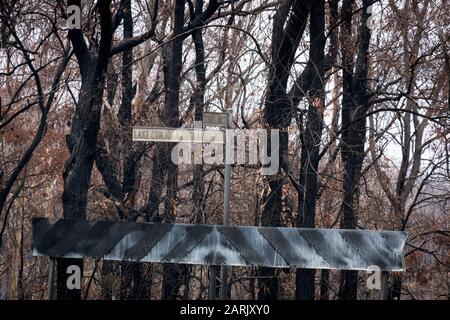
[31,218,406,271]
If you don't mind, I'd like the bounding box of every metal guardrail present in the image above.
[32,218,406,271]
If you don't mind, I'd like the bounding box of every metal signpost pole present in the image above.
[208,266,217,300]
[220,108,233,300]
[206,113,218,300]
[380,271,390,300]
[47,257,55,300]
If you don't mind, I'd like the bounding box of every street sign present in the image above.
[203,112,228,127]
[132,112,233,299]
[132,127,224,144]
[32,218,407,271]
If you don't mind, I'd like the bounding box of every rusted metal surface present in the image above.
[32,218,406,271]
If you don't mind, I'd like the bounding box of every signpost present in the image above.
[220,109,233,300]
[33,111,407,301]
[131,111,233,300]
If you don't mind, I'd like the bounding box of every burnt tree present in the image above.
[295,0,326,300]
[58,0,114,300]
[58,0,159,300]
[338,0,372,300]
[259,0,310,300]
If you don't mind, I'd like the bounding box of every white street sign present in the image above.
[132,127,224,144]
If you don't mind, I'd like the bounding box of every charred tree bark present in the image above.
[116,0,152,300]
[259,0,310,300]
[319,269,330,300]
[295,0,326,300]
[158,0,221,300]
[144,145,171,221]
[57,0,113,300]
[100,260,119,299]
[119,0,137,201]
[338,0,372,300]
[160,0,184,300]
[189,3,208,298]
[94,0,162,300]
[191,24,206,224]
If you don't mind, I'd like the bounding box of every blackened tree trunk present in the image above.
[319,269,330,300]
[117,0,153,300]
[191,25,206,224]
[93,0,161,300]
[58,0,113,300]
[119,0,136,200]
[259,0,310,300]
[160,0,185,300]
[295,0,326,300]
[159,0,221,300]
[338,0,372,300]
[189,4,208,299]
